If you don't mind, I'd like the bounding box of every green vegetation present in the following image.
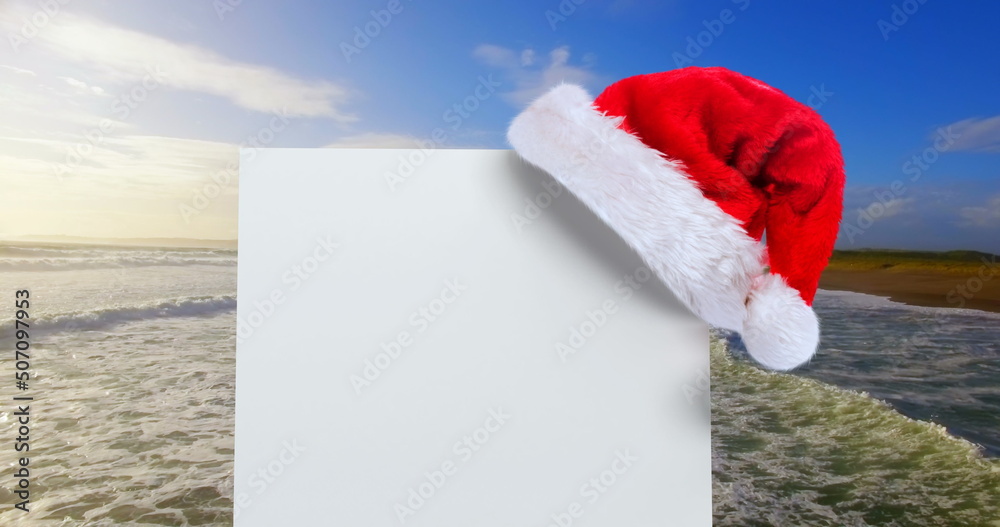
[827,249,999,274]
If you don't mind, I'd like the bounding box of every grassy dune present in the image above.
[826,249,998,274]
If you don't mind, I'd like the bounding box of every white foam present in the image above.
[816,288,1000,319]
[8,295,237,333]
[0,255,236,271]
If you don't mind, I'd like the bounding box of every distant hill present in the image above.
[0,234,237,250]
[828,249,998,273]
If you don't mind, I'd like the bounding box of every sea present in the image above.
[715,290,1000,526]
[0,242,997,526]
[0,243,237,526]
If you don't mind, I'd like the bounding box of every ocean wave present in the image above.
[0,244,234,257]
[0,244,236,271]
[708,336,1000,526]
[2,295,236,334]
[0,255,236,271]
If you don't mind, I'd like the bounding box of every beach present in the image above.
[821,268,1000,313]
[820,250,1000,313]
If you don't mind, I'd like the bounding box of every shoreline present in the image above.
[819,268,1000,314]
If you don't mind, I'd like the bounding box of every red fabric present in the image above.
[593,67,845,305]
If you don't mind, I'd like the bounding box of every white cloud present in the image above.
[1,9,355,120]
[842,187,919,224]
[60,76,88,89]
[0,133,236,197]
[520,49,536,67]
[0,8,366,239]
[959,194,1000,227]
[877,197,914,218]
[0,69,129,136]
[473,44,519,69]
[59,76,105,95]
[473,44,600,108]
[943,115,1000,153]
[0,65,37,77]
[0,134,239,238]
[849,194,915,219]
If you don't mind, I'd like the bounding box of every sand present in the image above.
[819,268,1000,314]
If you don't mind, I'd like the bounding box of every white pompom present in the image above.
[741,274,819,371]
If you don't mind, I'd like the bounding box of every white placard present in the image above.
[236,148,711,526]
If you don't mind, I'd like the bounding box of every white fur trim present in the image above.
[742,274,819,371]
[507,83,764,332]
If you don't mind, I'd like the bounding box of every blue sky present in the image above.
[1,0,997,251]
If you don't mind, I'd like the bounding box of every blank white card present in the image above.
[236,148,711,526]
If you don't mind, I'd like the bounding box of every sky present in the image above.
[0,0,997,251]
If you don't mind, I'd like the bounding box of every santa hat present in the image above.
[507,67,845,371]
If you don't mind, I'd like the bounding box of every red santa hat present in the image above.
[507,67,845,371]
